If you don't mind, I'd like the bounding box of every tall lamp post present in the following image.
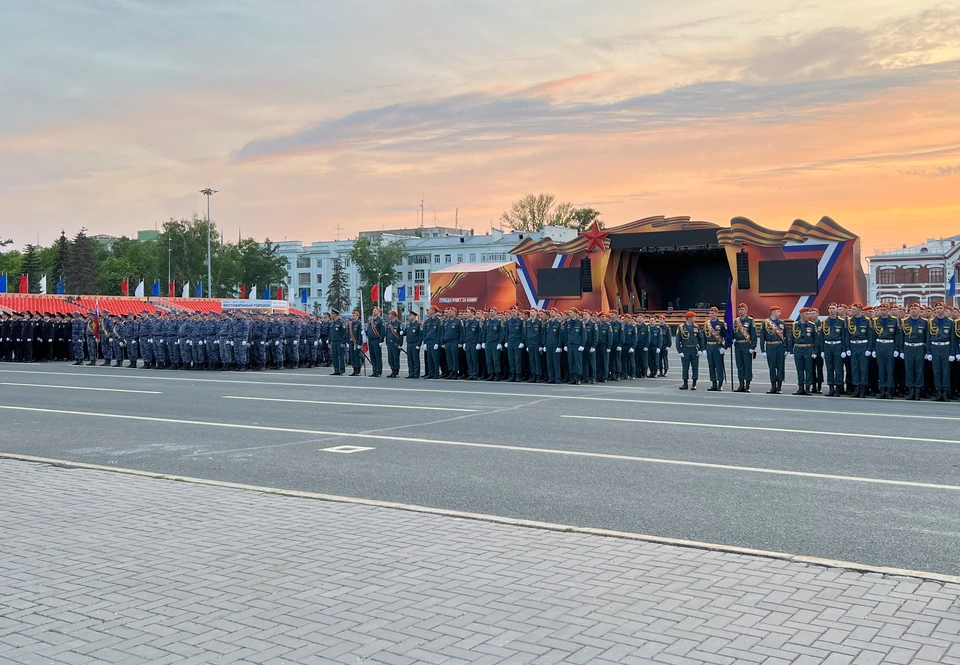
[200,188,217,297]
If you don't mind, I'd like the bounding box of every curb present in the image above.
[2,452,958,585]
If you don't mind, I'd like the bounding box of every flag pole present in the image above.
[359,288,367,377]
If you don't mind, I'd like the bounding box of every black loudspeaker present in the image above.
[736,250,750,289]
[580,258,593,292]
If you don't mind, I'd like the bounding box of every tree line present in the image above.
[0,217,288,298]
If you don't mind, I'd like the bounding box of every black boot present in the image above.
[734,380,745,393]
[767,383,777,394]
[73,360,82,366]
[708,381,719,392]
[691,380,697,391]
[679,382,688,390]
[745,381,751,393]
[793,386,805,395]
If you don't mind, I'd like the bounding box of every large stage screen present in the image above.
[537,268,582,297]
[758,259,819,294]
[609,228,719,249]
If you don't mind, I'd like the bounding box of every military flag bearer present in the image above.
[703,306,728,391]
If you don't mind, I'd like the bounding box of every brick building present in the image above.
[866,234,960,306]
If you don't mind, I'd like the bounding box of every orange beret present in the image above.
[799,307,809,313]
[935,301,946,307]
[709,306,719,312]
[685,311,697,318]
[880,302,891,308]
[549,308,559,314]
[851,302,863,309]
[449,307,458,315]
[737,303,748,309]
[488,307,498,312]
[769,305,781,311]
[389,310,398,316]
[828,302,838,307]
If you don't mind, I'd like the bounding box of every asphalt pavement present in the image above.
[2,358,959,576]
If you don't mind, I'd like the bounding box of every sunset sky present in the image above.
[2,0,958,257]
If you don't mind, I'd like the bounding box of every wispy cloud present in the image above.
[899,164,960,177]
[235,60,959,161]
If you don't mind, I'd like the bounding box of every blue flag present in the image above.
[950,271,957,298]
[724,278,734,346]
[264,286,271,300]
[56,277,65,294]
[0,273,6,293]
[195,282,202,298]
[397,285,406,302]
[300,288,308,304]
[151,281,160,297]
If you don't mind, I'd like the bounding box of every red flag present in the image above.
[18,275,28,293]
[121,280,129,296]
[168,281,175,297]
[371,283,379,302]
[277,286,283,300]
[239,284,247,299]
[414,284,421,301]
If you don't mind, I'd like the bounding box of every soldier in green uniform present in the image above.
[463,308,482,380]
[621,314,637,380]
[523,308,544,383]
[385,310,403,378]
[647,318,662,378]
[596,312,612,382]
[871,302,901,399]
[819,303,846,397]
[901,303,928,400]
[609,312,623,381]
[759,306,786,394]
[543,309,564,384]
[581,310,598,384]
[787,307,817,395]
[732,303,756,392]
[809,307,825,393]
[328,309,347,376]
[703,306,728,391]
[658,316,671,376]
[676,311,705,390]
[564,308,585,384]
[843,302,873,398]
[926,302,954,401]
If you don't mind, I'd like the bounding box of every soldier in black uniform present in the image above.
[871,302,902,399]
[759,306,786,394]
[901,303,928,400]
[819,303,846,397]
[732,303,756,392]
[927,302,954,401]
[703,306,728,391]
[843,302,873,398]
[402,311,422,378]
[676,311,705,390]
[787,307,817,395]
[385,310,403,378]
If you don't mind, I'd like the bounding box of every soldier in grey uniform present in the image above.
[328,309,347,375]
[165,313,181,369]
[122,313,140,368]
[71,312,85,365]
[218,313,234,370]
[138,312,155,368]
[99,310,115,366]
[232,311,250,371]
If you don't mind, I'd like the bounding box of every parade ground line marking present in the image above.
[3,367,959,422]
[1,455,958,585]
[562,415,960,446]
[223,395,476,412]
[0,381,162,394]
[3,405,960,493]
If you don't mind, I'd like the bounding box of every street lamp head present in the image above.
[199,188,218,196]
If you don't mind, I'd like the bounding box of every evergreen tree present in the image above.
[326,258,352,313]
[64,228,100,294]
[20,244,42,293]
[52,231,70,280]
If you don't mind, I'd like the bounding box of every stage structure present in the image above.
[430,215,866,320]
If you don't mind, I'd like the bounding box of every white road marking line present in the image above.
[0,382,162,395]
[2,454,958,584]
[3,368,958,422]
[321,445,375,454]
[2,405,959,492]
[562,415,960,446]
[223,395,476,412]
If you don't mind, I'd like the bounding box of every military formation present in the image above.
[676,302,960,401]
[3,301,958,401]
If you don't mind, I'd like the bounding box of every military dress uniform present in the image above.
[843,311,873,397]
[328,313,348,375]
[659,322,671,375]
[635,318,651,379]
[609,316,623,380]
[759,313,786,394]
[927,313,955,401]
[523,312,544,383]
[402,316,422,378]
[703,312,728,391]
[787,311,817,395]
[818,314,845,396]
[675,314,704,390]
[482,313,504,381]
[441,313,465,379]
[621,318,638,380]
[543,315,564,384]
[367,313,384,377]
[596,316,612,382]
[503,312,524,381]
[901,314,928,400]
[647,323,662,378]
[871,312,902,399]
[564,313,585,384]
[386,315,403,378]
[422,312,441,379]
[732,311,756,392]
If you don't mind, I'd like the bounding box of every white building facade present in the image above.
[866,234,960,307]
[272,226,574,316]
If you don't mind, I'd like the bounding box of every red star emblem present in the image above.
[581,221,610,252]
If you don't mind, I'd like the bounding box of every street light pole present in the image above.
[200,188,217,297]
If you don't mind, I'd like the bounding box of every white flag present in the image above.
[383,285,393,302]
[249,285,257,300]
[182,282,189,298]
[39,275,47,294]
[134,280,145,297]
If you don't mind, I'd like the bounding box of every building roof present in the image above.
[432,261,513,274]
[869,234,960,260]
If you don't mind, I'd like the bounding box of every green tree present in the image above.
[21,244,43,293]
[64,229,99,294]
[0,250,22,291]
[236,238,287,297]
[500,193,604,233]
[51,231,70,281]
[326,258,352,313]
[350,236,407,314]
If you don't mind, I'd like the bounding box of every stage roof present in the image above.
[431,261,513,274]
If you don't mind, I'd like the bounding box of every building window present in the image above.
[469,254,476,262]
[929,266,945,283]
[481,253,508,262]
[316,289,322,299]
[285,276,291,285]
[412,254,429,264]
[299,287,311,298]
[434,255,440,264]
[903,268,919,284]
[444,254,451,263]
[298,272,311,285]
[407,271,412,280]
[415,270,425,280]
[904,296,920,307]
[344,258,351,268]
[316,274,323,284]
[296,257,311,269]
[456,254,463,263]
[877,268,896,285]
[316,259,322,268]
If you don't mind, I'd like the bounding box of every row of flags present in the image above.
[365,284,422,303]
[0,274,287,300]
[0,274,67,294]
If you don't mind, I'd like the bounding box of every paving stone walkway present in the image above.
[1,460,959,665]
